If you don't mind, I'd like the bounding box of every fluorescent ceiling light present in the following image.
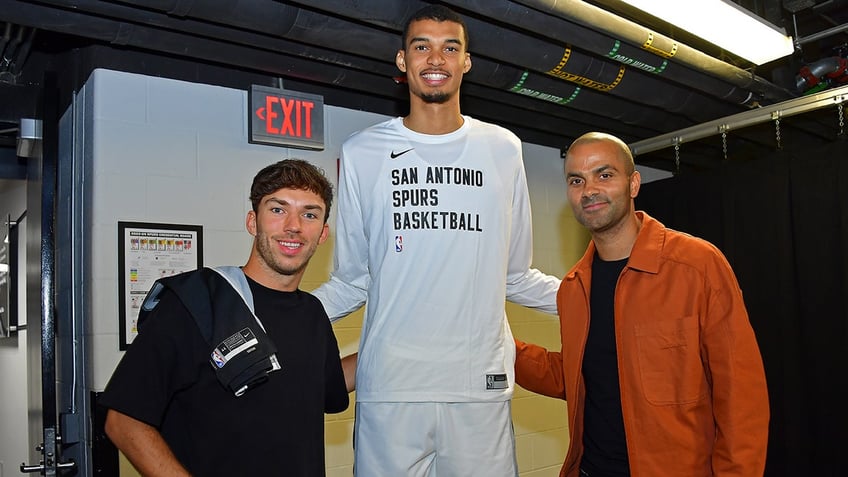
[619,0,795,65]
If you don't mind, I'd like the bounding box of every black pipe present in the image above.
[440,0,759,106]
[512,0,795,104]
[284,0,741,122]
[1,22,23,76]
[105,0,723,123]
[459,13,744,122]
[9,0,830,166]
[460,82,664,140]
[39,67,59,469]
[127,0,647,121]
[293,0,831,148]
[30,0,693,132]
[1,1,624,148]
[9,26,35,76]
[0,22,12,64]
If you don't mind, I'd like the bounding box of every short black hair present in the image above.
[401,4,469,51]
[249,159,334,222]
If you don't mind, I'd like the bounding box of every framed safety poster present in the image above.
[0,216,11,338]
[118,221,203,349]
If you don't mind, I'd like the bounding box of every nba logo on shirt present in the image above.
[211,349,226,368]
[395,235,403,252]
[486,373,508,390]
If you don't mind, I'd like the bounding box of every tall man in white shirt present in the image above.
[312,5,561,476]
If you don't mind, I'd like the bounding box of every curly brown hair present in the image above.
[249,159,334,222]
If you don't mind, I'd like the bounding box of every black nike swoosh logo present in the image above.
[390,148,414,159]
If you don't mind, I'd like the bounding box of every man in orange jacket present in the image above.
[515,132,769,477]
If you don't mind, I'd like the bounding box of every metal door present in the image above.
[19,73,77,476]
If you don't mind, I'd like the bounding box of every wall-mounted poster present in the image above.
[0,218,10,338]
[0,213,20,339]
[118,221,203,349]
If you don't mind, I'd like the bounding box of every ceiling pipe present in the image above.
[100,0,699,129]
[285,0,740,123]
[282,0,833,153]
[0,2,404,99]
[0,22,24,81]
[7,0,825,168]
[466,60,693,128]
[1,1,645,151]
[796,56,848,92]
[0,22,11,60]
[23,0,686,135]
[441,0,758,106]
[8,25,35,77]
[459,14,742,121]
[460,81,662,141]
[794,22,848,47]
[512,0,795,104]
[251,0,838,143]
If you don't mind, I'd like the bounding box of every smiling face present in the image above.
[564,138,641,236]
[396,18,471,105]
[244,187,329,291]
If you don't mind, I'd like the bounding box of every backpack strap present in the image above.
[211,266,262,328]
[137,267,280,396]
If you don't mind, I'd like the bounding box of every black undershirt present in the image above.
[580,254,630,476]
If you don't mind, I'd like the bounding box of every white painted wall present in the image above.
[81,69,372,391]
[0,180,29,477]
[0,68,671,477]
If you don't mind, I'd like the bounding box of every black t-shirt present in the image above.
[100,276,348,476]
[581,255,630,476]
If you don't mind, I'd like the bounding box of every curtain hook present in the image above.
[771,111,783,150]
[672,136,681,175]
[775,118,782,150]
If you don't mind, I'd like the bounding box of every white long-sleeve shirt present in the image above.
[313,116,560,402]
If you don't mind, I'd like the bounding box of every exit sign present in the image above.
[249,85,325,150]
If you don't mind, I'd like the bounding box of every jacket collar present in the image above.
[568,211,665,281]
[626,211,664,274]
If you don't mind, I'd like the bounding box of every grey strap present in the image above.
[211,266,267,333]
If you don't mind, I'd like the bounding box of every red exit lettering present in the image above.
[257,96,315,138]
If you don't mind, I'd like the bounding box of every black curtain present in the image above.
[636,137,848,475]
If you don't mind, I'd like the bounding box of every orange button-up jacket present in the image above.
[515,212,769,477]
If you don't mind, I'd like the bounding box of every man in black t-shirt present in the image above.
[101,159,352,476]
